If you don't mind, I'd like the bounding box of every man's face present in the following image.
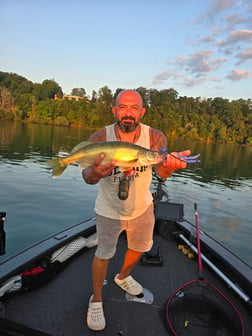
[112,91,146,133]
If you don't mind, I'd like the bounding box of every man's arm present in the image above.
[150,128,173,179]
[150,128,189,179]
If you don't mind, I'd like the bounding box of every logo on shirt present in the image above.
[109,165,148,183]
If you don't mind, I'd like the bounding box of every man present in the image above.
[82,89,190,331]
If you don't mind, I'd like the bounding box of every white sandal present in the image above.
[87,295,106,331]
[114,274,143,295]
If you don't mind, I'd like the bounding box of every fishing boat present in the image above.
[0,175,251,336]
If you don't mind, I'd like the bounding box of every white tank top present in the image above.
[94,123,153,220]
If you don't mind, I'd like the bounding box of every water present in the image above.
[0,121,251,266]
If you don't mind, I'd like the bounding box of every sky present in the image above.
[1,0,252,100]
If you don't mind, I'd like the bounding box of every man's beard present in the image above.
[117,118,138,133]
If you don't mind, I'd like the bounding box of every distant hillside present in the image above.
[0,71,251,144]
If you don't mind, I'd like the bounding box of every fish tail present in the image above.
[47,158,67,177]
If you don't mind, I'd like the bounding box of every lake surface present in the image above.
[0,120,251,266]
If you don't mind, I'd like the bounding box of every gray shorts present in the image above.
[95,203,155,259]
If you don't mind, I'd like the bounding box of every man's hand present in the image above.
[82,154,115,184]
[163,150,191,170]
[92,154,115,177]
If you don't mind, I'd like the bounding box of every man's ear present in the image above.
[112,106,116,117]
[140,107,146,118]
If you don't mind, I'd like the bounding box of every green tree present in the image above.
[97,86,114,124]
[0,86,14,119]
[71,88,87,98]
[40,79,63,100]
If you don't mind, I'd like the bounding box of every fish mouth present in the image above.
[152,154,166,164]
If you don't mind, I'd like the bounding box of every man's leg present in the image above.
[87,256,109,331]
[91,256,109,302]
[114,205,154,295]
[117,249,142,280]
[114,249,143,295]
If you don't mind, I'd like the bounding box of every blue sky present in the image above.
[1,0,252,100]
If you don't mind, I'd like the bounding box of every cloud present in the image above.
[215,29,252,48]
[176,51,226,77]
[152,71,182,85]
[194,1,252,53]
[226,69,251,81]
[211,77,222,82]
[229,29,252,43]
[194,0,237,23]
[182,77,206,87]
[199,35,213,43]
[226,13,244,26]
[244,1,252,14]
[213,85,225,90]
[180,76,222,88]
[225,13,252,28]
[236,47,252,64]
[152,50,227,88]
[210,0,237,14]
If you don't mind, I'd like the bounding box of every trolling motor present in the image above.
[0,212,6,255]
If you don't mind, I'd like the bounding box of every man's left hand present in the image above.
[163,150,191,171]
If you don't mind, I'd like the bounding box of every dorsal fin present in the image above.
[70,141,93,154]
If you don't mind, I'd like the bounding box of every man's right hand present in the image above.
[92,154,116,178]
[82,154,115,184]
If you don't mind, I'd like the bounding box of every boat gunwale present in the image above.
[0,217,96,284]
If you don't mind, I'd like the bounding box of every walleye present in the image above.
[47,141,167,177]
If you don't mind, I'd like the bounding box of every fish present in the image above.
[47,141,167,177]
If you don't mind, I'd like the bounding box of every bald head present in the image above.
[114,90,143,108]
[112,90,146,133]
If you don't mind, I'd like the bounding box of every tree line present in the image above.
[0,71,251,144]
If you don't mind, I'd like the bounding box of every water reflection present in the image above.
[168,139,252,188]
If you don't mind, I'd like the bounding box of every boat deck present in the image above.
[2,228,252,336]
